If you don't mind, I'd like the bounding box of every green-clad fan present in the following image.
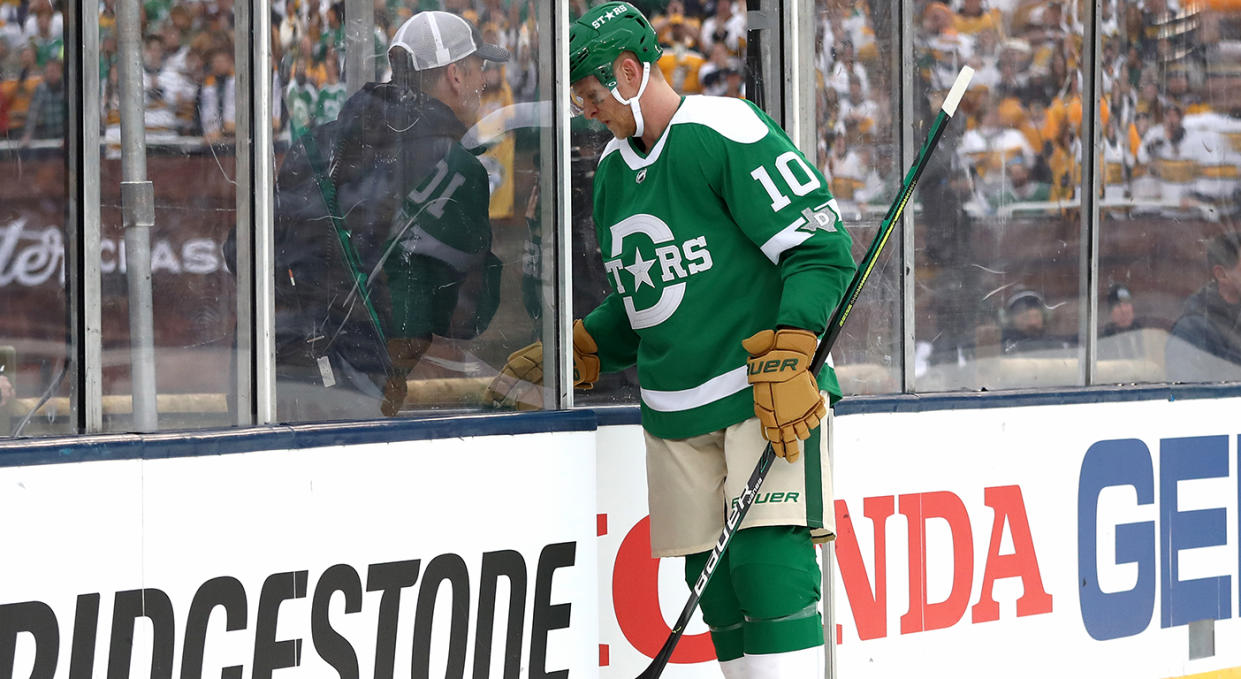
[491,2,855,676]
[284,65,318,138]
[314,57,347,124]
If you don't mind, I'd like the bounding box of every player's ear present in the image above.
[617,53,640,86]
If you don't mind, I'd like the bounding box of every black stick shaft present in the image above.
[810,106,952,374]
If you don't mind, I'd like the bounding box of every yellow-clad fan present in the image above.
[954,0,1005,37]
[651,0,701,50]
[657,14,707,94]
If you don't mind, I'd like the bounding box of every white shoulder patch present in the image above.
[598,97,770,172]
[671,96,769,144]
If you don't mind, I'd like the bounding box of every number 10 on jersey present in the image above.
[750,151,822,212]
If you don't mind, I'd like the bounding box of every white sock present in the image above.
[737,645,824,678]
[719,656,750,679]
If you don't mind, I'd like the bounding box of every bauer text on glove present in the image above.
[742,328,826,463]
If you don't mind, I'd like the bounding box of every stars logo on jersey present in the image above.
[602,214,714,329]
[636,168,647,184]
[795,199,841,235]
[625,250,656,289]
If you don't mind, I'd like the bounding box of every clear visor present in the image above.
[569,82,619,118]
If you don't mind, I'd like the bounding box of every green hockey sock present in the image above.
[684,549,745,661]
[729,525,824,655]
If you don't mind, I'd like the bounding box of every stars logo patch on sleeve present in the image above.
[796,199,840,234]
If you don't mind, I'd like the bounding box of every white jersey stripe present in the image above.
[397,224,481,272]
[758,197,842,265]
[641,365,749,412]
[759,216,813,265]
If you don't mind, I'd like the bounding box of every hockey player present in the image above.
[375,11,508,416]
[492,3,856,676]
[268,11,507,421]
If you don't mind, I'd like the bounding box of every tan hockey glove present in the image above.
[484,319,601,408]
[742,328,826,463]
[573,319,600,390]
[381,336,431,417]
[484,340,544,410]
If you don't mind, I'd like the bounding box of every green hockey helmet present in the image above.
[569,2,663,137]
[569,2,662,89]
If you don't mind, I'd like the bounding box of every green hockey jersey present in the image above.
[382,95,501,341]
[315,82,348,124]
[583,95,856,439]
[285,82,318,138]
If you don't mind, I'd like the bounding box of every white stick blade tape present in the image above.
[942,66,975,117]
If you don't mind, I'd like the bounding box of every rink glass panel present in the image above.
[812,0,902,396]
[270,2,556,421]
[911,0,1086,392]
[564,10,633,408]
[1095,3,1241,386]
[0,31,73,437]
[92,0,239,432]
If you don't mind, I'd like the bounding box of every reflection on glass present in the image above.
[0,1,72,437]
[567,114,637,407]
[813,0,901,396]
[273,3,550,421]
[914,0,1085,392]
[1098,0,1241,385]
[1165,233,1241,382]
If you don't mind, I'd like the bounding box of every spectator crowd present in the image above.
[808,0,1241,218]
[3,0,1240,208]
[1,0,1238,397]
[0,0,768,146]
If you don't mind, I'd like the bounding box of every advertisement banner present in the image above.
[833,397,1241,678]
[596,424,724,678]
[0,431,598,679]
[598,396,1241,678]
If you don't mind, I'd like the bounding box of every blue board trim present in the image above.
[582,383,1241,424]
[833,383,1241,415]
[592,405,643,427]
[0,410,597,468]
[4,384,1240,467]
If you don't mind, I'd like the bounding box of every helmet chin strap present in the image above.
[610,61,652,139]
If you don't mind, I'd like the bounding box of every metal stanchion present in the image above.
[116,0,158,431]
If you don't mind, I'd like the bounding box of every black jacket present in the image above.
[271,84,479,380]
[1166,282,1241,381]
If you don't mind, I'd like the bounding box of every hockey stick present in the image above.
[296,125,389,348]
[635,65,974,679]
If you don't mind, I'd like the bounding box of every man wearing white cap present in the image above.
[388,10,510,127]
[373,11,511,415]
[271,11,510,420]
